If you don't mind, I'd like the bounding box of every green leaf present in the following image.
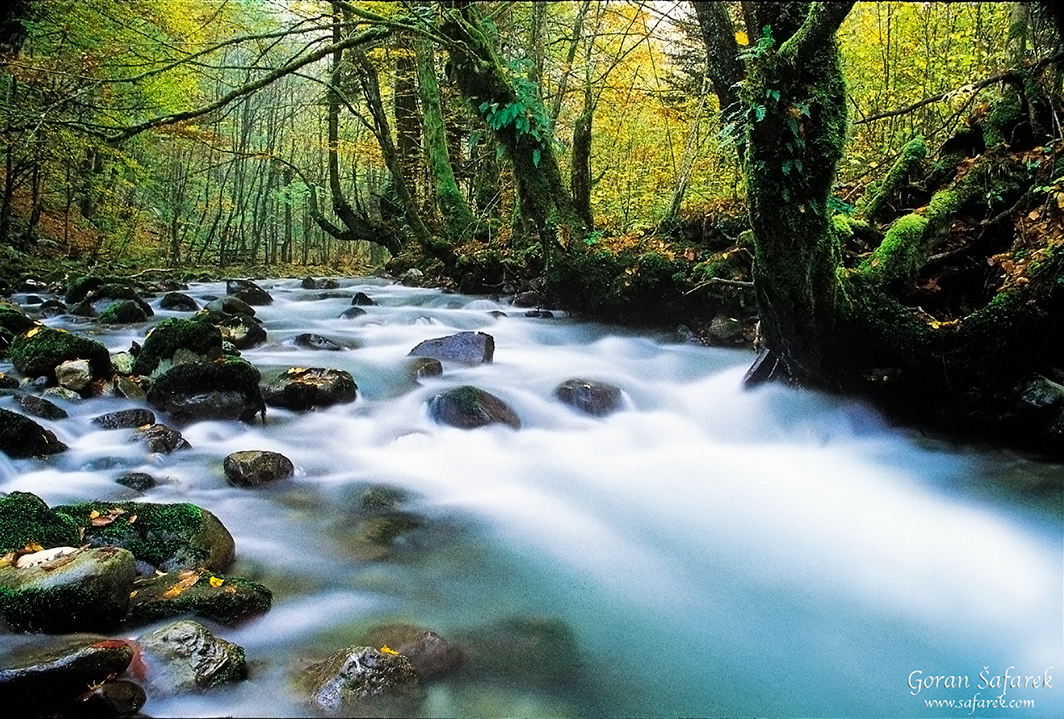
[532,148,541,167]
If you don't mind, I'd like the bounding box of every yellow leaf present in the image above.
[380,645,398,655]
[209,576,224,588]
[735,30,748,46]
[26,326,40,338]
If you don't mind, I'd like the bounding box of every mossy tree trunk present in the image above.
[437,2,585,267]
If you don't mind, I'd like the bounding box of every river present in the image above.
[2,277,1061,717]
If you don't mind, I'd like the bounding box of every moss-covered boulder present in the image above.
[127,568,272,625]
[97,299,150,325]
[9,326,111,382]
[553,378,624,417]
[0,546,137,633]
[297,646,424,717]
[52,501,235,573]
[137,620,247,694]
[0,407,68,458]
[71,283,153,321]
[0,301,35,355]
[131,317,224,377]
[427,385,520,429]
[262,367,357,411]
[0,637,138,717]
[147,357,265,424]
[0,492,81,553]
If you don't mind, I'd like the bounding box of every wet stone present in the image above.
[553,378,624,417]
[262,367,357,411]
[127,568,272,626]
[116,471,157,491]
[137,620,247,694]
[205,295,255,317]
[340,306,367,320]
[224,450,295,487]
[408,331,494,366]
[299,645,424,717]
[55,359,93,392]
[0,407,68,458]
[92,408,155,429]
[428,385,520,429]
[407,357,442,381]
[360,624,464,680]
[65,678,146,718]
[352,292,377,306]
[13,393,68,420]
[226,279,273,306]
[293,333,347,351]
[134,423,191,453]
[159,291,200,312]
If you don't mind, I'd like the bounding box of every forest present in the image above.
[3,0,1064,451]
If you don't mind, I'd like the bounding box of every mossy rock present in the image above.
[0,407,68,459]
[427,385,520,429]
[0,492,81,553]
[127,568,272,625]
[97,299,149,325]
[72,284,154,321]
[9,326,112,381]
[52,501,235,573]
[0,546,137,633]
[261,367,357,411]
[64,276,109,304]
[132,317,224,376]
[146,357,265,424]
[0,302,35,355]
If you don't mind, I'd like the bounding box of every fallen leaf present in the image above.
[160,570,201,599]
[209,576,224,588]
[380,646,399,655]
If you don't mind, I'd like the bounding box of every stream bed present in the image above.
[1,277,1061,717]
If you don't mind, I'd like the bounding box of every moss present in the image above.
[856,135,927,221]
[132,317,224,376]
[0,407,69,459]
[860,213,928,285]
[64,276,109,304]
[97,299,148,325]
[982,92,1023,148]
[127,569,272,625]
[9,326,112,381]
[0,491,81,552]
[53,501,220,571]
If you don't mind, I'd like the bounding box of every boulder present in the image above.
[224,450,294,487]
[131,317,223,377]
[0,407,68,458]
[127,569,272,626]
[360,624,464,680]
[0,492,81,553]
[0,301,35,352]
[55,358,92,392]
[9,326,111,382]
[52,501,235,573]
[137,620,247,694]
[13,393,68,420]
[159,292,199,312]
[92,408,155,429]
[553,378,624,417]
[406,357,442,381]
[97,299,150,325]
[352,292,376,306]
[215,312,267,349]
[298,646,424,717]
[63,678,146,718]
[146,357,265,424]
[204,295,255,317]
[134,423,191,453]
[293,333,346,351]
[226,279,272,306]
[0,637,138,717]
[262,367,357,411]
[408,331,494,366]
[0,546,136,633]
[35,299,68,318]
[428,386,520,429]
[302,277,340,290]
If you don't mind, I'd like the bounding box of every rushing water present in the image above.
[1,278,1062,718]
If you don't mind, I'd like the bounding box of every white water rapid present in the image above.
[1,278,1061,717]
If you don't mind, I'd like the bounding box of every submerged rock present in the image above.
[0,637,137,717]
[298,646,424,717]
[428,385,520,429]
[352,291,376,306]
[115,471,157,491]
[457,615,580,687]
[340,306,367,320]
[553,378,624,417]
[0,407,68,458]
[408,331,494,366]
[294,333,347,351]
[360,624,464,680]
[224,450,295,487]
[262,367,357,410]
[0,546,136,633]
[127,568,272,626]
[52,501,235,573]
[146,357,265,424]
[137,620,247,694]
